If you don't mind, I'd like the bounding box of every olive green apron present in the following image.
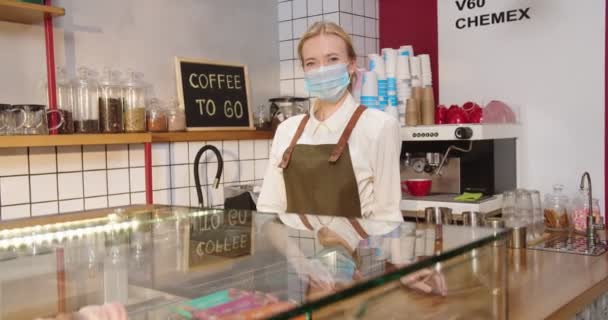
[279,105,367,218]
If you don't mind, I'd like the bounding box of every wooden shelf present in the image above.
[0,133,151,148]
[151,130,274,143]
[0,1,65,24]
[0,131,273,148]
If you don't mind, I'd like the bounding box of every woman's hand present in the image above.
[400,268,448,296]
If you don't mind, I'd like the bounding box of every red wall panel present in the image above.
[379,0,439,101]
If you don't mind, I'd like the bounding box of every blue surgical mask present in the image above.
[304,63,351,103]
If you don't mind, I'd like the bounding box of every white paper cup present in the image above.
[398,45,414,57]
[382,48,398,77]
[396,55,411,80]
[361,71,379,96]
[368,53,386,80]
[410,56,422,79]
[419,54,432,75]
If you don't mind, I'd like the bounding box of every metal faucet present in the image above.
[579,172,604,250]
[194,145,224,207]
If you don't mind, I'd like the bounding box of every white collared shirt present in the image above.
[257,93,402,222]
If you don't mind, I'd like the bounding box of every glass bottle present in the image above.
[99,68,124,133]
[122,71,147,132]
[543,184,570,231]
[73,67,100,133]
[146,98,168,132]
[571,189,601,234]
[55,67,75,134]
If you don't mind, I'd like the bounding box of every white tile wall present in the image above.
[58,146,82,172]
[30,174,58,203]
[29,147,57,174]
[278,0,380,96]
[0,148,28,176]
[58,172,83,200]
[106,145,129,169]
[83,145,106,170]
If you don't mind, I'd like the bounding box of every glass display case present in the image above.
[0,206,509,320]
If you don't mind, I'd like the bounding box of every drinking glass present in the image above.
[529,190,543,238]
[502,191,516,227]
[515,189,534,239]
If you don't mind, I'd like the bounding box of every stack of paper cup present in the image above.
[360,71,380,110]
[396,55,412,100]
[419,54,432,87]
[368,53,387,110]
[398,45,414,57]
[409,56,422,88]
[382,48,398,77]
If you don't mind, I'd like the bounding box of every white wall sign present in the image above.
[452,0,531,30]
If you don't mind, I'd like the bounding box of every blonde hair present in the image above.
[297,22,357,91]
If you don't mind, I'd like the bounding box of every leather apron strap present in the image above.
[329,105,367,163]
[279,115,310,169]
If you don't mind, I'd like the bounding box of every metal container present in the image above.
[462,211,484,227]
[508,226,527,249]
[424,207,453,225]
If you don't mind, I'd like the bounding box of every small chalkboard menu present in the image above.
[175,57,253,131]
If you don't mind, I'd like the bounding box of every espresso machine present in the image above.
[400,125,518,220]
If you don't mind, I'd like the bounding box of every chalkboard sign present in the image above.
[175,57,253,131]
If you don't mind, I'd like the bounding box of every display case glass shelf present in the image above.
[0,205,509,319]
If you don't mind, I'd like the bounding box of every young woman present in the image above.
[258,22,402,222]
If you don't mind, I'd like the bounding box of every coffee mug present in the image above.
[11,104,65,135]
[0,104,27,135]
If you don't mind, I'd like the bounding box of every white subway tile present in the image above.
[1,204,30,220]
[152,166,170,190]
[293,18,308,39]
[129,144,145,167]
[353,35,365,56]
[278,1,292,21]
[340,13,353,33]
[29,147,57,174]
[280,60,294,80]
[308,0,323,16]
[294,61,304,79]
[107,169,130,195]
[279,21,293,41]
[254,140,269,159]
[207,185,224,207]
[108,194,130,207]
[222,141,239,162]
[188,141,206,164]
[340,0,352,12]
[324,0,339,12]
[59,199,83,213]
[255,159,269,180]
[85,196,108,210]
[58,172,83,200]
[130,192,146,205]
[323,12,339,24]
[153,190,171,205]
[293,0,307,19]
[31,201,58,217]
[364,0,376,18]
[280,80,295,96]
[295,79,307,97]
[293,41,300,60]
[307,14,323,27]
[152,143,170,166]
[223,161,240,183]
[170,164,189,188]
[0,148,28,176]
[171,188,190,206]
[190,186,207,207]
[82,145,106,170]
[352,0,364,15]
[189,141,222,163]
[353,15,364,36]
[239,160,255,181]
[357,56,365,68]
[83,171,107,197]
[365,37,377,56]
[170,142,189,165]
[280,40,294,60]
[0,176,29,205]
[129,167,145,192]
[106,145,129,169]
[365,17,376,38]
[57,146,82,172]
[239,140,254,160]
[30,174,58,203]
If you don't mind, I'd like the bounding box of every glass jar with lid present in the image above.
[99,68,124,133]
[146,98,168,132]
[122,71,147,132]
[166,98,186,132]
[72,67,100,133]
[55,67,75,134]
[543,184,570,231]
[571,189,601,234]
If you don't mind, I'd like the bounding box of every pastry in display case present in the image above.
[0,206,508,320]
